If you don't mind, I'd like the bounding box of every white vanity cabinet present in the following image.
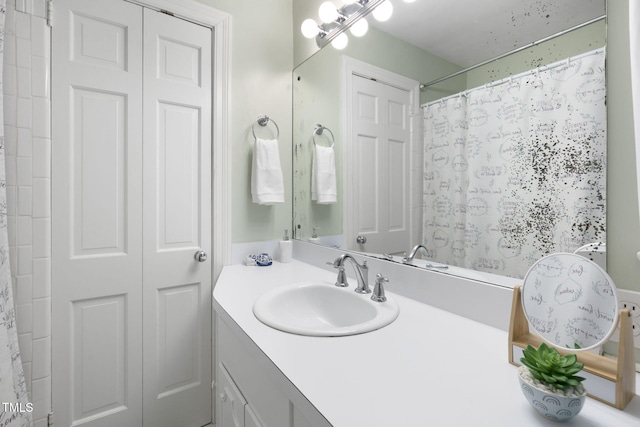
[216,314,326,427]
[218,363,250,427]
[217,361,273,427]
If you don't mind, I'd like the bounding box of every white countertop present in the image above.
[213,260,640,427]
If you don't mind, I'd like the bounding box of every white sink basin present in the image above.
[252,282,399,336]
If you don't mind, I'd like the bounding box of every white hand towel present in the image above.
[251,138,285,205]
[312,144,337,204]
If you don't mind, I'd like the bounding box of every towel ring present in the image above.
[312,124,335,148]
[252,114,280,140]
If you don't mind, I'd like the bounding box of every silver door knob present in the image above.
[194,250,208,262]
[356,235,367,244]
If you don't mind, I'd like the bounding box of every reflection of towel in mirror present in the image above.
[312,144,337,204]
[251,138,285,205]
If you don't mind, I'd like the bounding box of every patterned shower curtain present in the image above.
[422,49,606,278]
[0,1,33,425]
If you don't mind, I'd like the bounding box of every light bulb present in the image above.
[372,0,393,22]
[301,19,320,38]
[349,18,368,37]
[331,33,349,50]
[319,2,339,23]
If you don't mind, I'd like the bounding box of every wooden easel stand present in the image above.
[508,285,636,410]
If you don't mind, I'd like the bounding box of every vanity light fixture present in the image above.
[301,18,322,39]
[331,32,349,49]
[319,1,340,23]
[349,17,369,37]
[300,0,390,49]
[372,0,393,22]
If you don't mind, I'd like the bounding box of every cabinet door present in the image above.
[245,405,264,427]
[218,363,247,427]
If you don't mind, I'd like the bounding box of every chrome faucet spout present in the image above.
[332,254,370,294]
[402,244,429,263]
[402,244,449,270]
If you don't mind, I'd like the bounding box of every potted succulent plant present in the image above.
[517,343,587,421]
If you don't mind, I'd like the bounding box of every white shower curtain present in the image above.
[422,49,606,278]
[0,1,33,425]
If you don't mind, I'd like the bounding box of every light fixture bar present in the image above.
[315,0,386,48]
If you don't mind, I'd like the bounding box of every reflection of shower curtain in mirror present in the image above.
[422,49,606,278]
[0,1,33,425]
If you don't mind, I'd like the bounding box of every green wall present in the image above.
[197,0,294,244]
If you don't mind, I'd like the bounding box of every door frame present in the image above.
[341,56,420,252]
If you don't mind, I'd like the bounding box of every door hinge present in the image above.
[46,0,54,27]
[48,411,54,426]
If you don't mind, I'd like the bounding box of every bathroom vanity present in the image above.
[213,258,640,427]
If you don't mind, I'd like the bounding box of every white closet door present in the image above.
[142,8,212,427]
[350,75,411,254]
[53,2,213,427]
[52,1,144,426]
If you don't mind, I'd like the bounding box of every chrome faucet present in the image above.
[331,254,370,294]
[402,244,449,269]
[402,244,429,263]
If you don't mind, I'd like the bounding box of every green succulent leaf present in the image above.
[566,378,580,387]
[520,342,585,390]
[561,354,577,367]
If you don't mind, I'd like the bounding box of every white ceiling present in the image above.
[370,0,605,67]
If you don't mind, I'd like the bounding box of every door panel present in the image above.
[142,8,212,427]
[357,135,379,234]
[388,138,406,231]
[157,102,201,249]
[52,1,143,427]
[72,296,127,420]
[72,88,128,256]
[71,13,128,69]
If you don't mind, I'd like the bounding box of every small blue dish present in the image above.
[251,253,272,266]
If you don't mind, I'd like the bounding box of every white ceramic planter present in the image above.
[517,365,587,422]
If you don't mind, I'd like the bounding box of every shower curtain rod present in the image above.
[419,14,606,90]
[421,47,605,107]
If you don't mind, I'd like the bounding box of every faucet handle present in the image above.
[371,274,388,302]
[335,266,349,287]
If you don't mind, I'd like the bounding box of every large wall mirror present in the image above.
[293,0,607,285]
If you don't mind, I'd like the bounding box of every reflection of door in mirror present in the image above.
[349,76,410,254]
[343,59,420,255]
